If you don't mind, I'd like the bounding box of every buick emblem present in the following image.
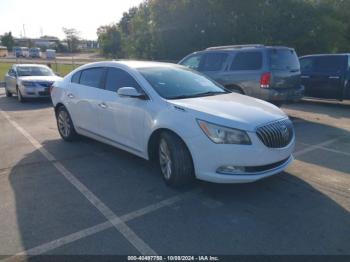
[280,124,289,141]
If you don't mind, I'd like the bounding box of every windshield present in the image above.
[17,66,54,77]
[269,49,300,71]
[137,66,227,99]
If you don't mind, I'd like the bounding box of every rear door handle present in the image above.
[301,75,310,79]
[329,76,340,79]
[67,93,75,98]
[98,102,107,109]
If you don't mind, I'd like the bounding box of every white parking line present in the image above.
[294,138,341,157]
[0,110,156,255]
[299,141,350,157]
[4,192,191,259]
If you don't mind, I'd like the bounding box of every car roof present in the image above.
[188,45,293,56]
[14,64,49,68]
[78,60,181,69]
[300,54,350,59]
[206,45,292,51]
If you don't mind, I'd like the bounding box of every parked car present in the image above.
[51,61,295,187]
[46,49,56,60]
[299,54,350,100]
[179,44,304,105]
[29,47,42,58]
[13,47,29,58]
[4,64,62,102]
[0,46,8,57]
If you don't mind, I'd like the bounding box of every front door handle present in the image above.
[301,75,310,79]
[98,102,107,109]
[67,93,75,99]
[329,76,340,79]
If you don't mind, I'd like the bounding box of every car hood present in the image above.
[168,93,287,131]
[18,75,62,82]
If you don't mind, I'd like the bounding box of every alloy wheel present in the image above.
[159,138,172,180]
[58,110,71,138]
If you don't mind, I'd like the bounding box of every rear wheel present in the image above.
[158,132,194,187]
[5,86,12,97]
[56,106,78,141]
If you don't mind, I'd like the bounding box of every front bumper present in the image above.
[187,131,295,183]
[20,86,50,98]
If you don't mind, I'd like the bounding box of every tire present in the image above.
[158,132,194,187]
[5,86,12,97]
[56,106,78,141]
[16,87,25,103]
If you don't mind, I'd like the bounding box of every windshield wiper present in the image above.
[168,91,226,100]
[193,91,227,97]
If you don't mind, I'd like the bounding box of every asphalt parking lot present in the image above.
[0,88,349,259]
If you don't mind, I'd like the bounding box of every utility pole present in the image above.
[23,24,26,38]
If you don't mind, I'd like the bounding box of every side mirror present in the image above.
[117,87,147,99]
[55,72,61,76]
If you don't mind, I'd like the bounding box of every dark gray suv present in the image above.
[179,45,304,104]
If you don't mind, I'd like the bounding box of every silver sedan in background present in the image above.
[4,64,62,102]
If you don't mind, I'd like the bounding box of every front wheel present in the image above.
[158,132,194,187]
[16,87,25,103]
[56,106,78,141]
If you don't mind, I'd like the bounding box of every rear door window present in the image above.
[269,49,300,71]
[200,53,228,71]
[104,67,141,92]
[230,51,263,71]
[313,56,346,73]
[79,67,105,88]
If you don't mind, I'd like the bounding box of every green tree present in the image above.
[1,32,15,50]
[97,25,123,58]
[98,0,349,60]
[63,28,80,52]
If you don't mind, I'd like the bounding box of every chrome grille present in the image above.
[256,119,294,148]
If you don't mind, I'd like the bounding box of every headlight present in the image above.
[21,81,36,87]
[197,119,251,145]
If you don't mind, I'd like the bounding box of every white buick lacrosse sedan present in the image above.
[51,61,294,187]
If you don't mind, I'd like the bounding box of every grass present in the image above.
[0,62,80,80]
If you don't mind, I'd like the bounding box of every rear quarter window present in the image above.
[300,58,314,72]
[230,51,263,71]
[269,49,300,71]
[71,71,81,83]
[180,54,203,70]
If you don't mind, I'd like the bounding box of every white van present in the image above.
[46,49,56,59]
[13,47,29,58]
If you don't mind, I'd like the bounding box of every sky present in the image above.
[0,0,144,40]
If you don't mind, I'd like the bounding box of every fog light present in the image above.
[217,165,246,174]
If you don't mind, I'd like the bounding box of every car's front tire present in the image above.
[158,132,194,187]
[16,87,25,103]
[56,106,78,141]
